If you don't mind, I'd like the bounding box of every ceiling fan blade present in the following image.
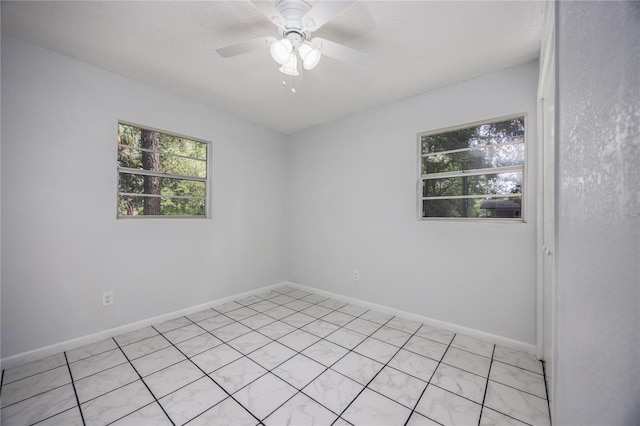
[301,1,355,32]
[313,37,368,67]
[216,36,276,58]
[251,0,286,29]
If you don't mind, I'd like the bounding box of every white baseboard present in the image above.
[1,282,286,370]
[284,281,538,356]
[2,280,538,370]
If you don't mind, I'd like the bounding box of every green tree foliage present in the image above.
[117,123,207,216]
[421,117,524,218]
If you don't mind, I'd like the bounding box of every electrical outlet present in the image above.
[102,291,114,307]
[353,270,360,281]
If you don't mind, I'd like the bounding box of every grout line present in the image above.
[542,359,553,425]
[477,344,496,426]
[63,352,86,426]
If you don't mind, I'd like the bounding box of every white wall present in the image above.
[555,2,640,424]
[1,36,289,358]
[288,61,539,345]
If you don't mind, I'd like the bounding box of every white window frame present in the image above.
[417,114,527,222]
[116,121,211,219]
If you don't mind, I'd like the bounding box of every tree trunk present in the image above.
[461,176,469,217]
[141,130,161,215]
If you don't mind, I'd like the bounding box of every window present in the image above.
[418,115,525,220]
[117,122,209,218]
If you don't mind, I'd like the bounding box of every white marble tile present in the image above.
[0,383,76,426]
[143,360,204,399]
[264,305,297,320]
[387,317,422,334]
[248,341,297,370]
[233,373,298,421]
[281,312,317,328]
[302,319,341,338]
[322,311,356,326]
[114,327,159,346]
[36,406,84,426]
[284,299,314,311]
[227,331,273,354]
[415,384,482,425]
[354,337,399,364]
[273,354,326,390]
[211,322,252,342]
[490,361,547,398]
[264,391,337,426]
[225,306,259,321]
[277,329,320,352]
[493,345,544,374]
[185,308,217,323]
[162,323,206,344]
[81,380,155,426]
[1,353,67,385]
[269,294,296,305]
[318,298,348,310]
[451,334,494,358]
[196,314,234,332]
[302,340,349,367]
[344,318,381,335]
[359,310,393,325]
[484,380,550,426]
[342,388,411,426]
[301,293,329,304]
[480,407,529,425]
[301,305,334,319]
[235,295,263,306]
[1,365,71,407]
[75,362,139,403]
[176,333,222,357]
[371,326,412,347]
[209,357,267,394]
[191,344,243,373]
[257,320,297,339]
[333,417,354,426]
[325,328,367,350]
[214,301,244,314]
[66,338,118,363]
[368,366,428,409]
[153,317,192,333]
[110,402,173,425]
[288,289,312,298]
[186,397,258,425]
[69,348,128,380]
[159,377,227,425]
[387,349,439,382]
[254,290,282,299]
[120,335,171,360]
[404,335,448,361]
[415,324,455,345]
[302,369,363,414]
[239,313,276,330]
[441,347,491,377]
[331,352,384,386]
[131,346,186,377]
[248,299,279,313]
[337,304,369,317]
[405,411,441,425]
[431,363,487,404]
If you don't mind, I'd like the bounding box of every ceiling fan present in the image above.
[216,0,368,79]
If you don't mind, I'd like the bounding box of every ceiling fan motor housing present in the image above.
[276,0,313,44]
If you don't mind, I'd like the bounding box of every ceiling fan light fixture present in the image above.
[270,38,293,65]
[279,53,299,76]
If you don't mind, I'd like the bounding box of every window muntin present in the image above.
[418,116,525,220]
[117,123,208,218]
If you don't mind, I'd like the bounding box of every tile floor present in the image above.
[0,286,551,425]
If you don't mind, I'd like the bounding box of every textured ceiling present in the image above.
[1,1,546,134]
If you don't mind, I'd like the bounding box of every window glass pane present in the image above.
[421,117,524,155]
[118,195,206,217]
[422,143,524,174]
[118,123,207,160]
[423,171,523,198]
[118,147,206,178]
[119,174,206,198]
[422,197,522,219]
